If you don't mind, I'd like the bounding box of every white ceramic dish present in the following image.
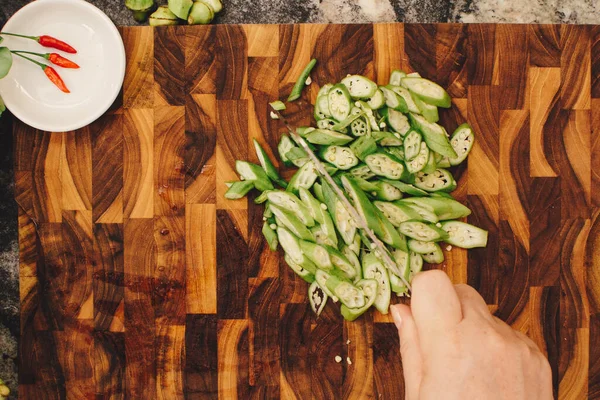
[0,0,125,132]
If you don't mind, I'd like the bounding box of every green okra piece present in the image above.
[319,145,359,170]
[253,139,287,188]
[278,135,296,167]
[235,160,275,192]
[399,201,439,223]
[270,204,315,241]
[278,227,317,272]
[440,221,488,249]
[312,182,325,203]
[398,220,449,242]
[421,242,445,264]
[392,248,411,282]
[309,281,328,317]
[299,187,324,224]
[364,151,410,181]
[299,240,335,271]
[349,163,376,180]
[321,180,356,245]
[388,69,407,86]
[341,245,362,282]
[350,135,378,161]
[328,83,353,122]
[371,180,403,201]
[401,77,452,108]
[411,90,439,123]
[262,221,279,251]
[448,123,475,166]
[361,252,391,314]
[340,175,386,239]
[325,274,366,308]
[409,113,458,158]
[340,279,378,321]
[224,180,255,200]
[284,254,315,283]
[380,179,429,196]
[408,239,439,254]
[287,161,318,195]
[287,58,317,102]
[305,129,354,146]
[374,200,423,227]
[269,100,286,111]
[332,111,365,131]
[285,147,310,168]
[422,149,437,174]
[400,196,471,220]
[315,270,339,302]
[373,130,403,146]
[414,168,457,193]
[406,142,430,174]
[267,191,314,227]
[254,189,271,204]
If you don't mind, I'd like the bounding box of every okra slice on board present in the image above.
[401,196,471,220]
[422,149,438,174]
[305,129,354,146]
[403,130,423,161]
[364,152,409,180]
[399,220,448,242]
[270,204,315,241]
[349,163,377,180]
[287,58,317,102]
[388,69,407,86]
[315,270,339,302]
[380,86,408,112]
[392,248,411,282]
[350,136,378,161]
[309,281,328,317]
[224,180,255,200]
[399,201,439,223]
[341,279,378,321]
[374,200,423,227]
[448,123,475,166]
[341,75,378,99]
[325,274,366,308]
[389,85,420,113]
[440,221,488,249]
[350,117,371,137]
[422,243,444,264]
[341,245,362,282]
[284,254,315,283]
[389,272,409,296]
[311,224,337,247]
[278,135,296,166]
[262,221,279,251]
[409,113,458,158]
[401,77,452,108]
[253,139,287,188]
[319,145,359,170]
[267,191,314,227]
[366,88,385,109]
[328,83,352,121]
[341,175,387,239]
[299,240,334,271]
[361,252,391,314]
[373,131,403,146]
[372,181,403,201]
[409,251,424,277]
[327,245,358,280]
[406,142,430,174]
[408,239,439,254]
[381,107,411,135]
[321,180,357,245]
[411,91,439,123]
[414,168,457,192]
[285,147,310,168]
[287,161,318,195]
[298,187,325,224]
[235,160,275,192]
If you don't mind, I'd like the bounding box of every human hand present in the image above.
[390,270,553,400]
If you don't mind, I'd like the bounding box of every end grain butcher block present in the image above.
[13,23,600,399]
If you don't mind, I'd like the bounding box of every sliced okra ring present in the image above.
[398,220,448,242]
[440,221,488,249]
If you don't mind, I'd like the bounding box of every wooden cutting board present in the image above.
[13,23,600,399]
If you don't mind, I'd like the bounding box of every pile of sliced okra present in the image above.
[225,61,488,321]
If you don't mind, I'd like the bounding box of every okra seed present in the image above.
[335,356,342,363]
[320,204,327,210]
[346,357,352,365]
[270,224,277,230]
[446,245,452,251]
[305,76,312,85]
[370,243,377,249]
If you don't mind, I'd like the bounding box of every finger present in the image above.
[391,304,422,400]
[454,284,494,321]
[411,270,462,342]
[514,331,542,352]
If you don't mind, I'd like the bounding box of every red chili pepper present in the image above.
[44,66,70,93]
[12,50,79,69]
[13,52,71,93]
[47,53,79,69]
[38,35,77,54]
[0,32,77,53]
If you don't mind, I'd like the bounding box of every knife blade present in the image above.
[270,106,412,292]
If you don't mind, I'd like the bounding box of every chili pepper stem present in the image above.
[0,32,38,40]
[13,52,47,69]
[12,50,47,59]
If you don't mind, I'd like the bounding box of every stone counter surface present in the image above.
[0,0,598,397]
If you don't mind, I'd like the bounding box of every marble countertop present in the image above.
[0,0,598,397]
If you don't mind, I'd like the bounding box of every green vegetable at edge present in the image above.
[287,58,317,102]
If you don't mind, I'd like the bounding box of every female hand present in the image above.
[391,270,553,400]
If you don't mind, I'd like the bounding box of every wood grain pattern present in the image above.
[13,23,599,399]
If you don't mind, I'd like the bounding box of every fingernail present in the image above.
[391,305,402,331]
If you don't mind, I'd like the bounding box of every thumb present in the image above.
[391,304,422,400]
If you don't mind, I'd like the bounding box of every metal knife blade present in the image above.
[270,107,412,292]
